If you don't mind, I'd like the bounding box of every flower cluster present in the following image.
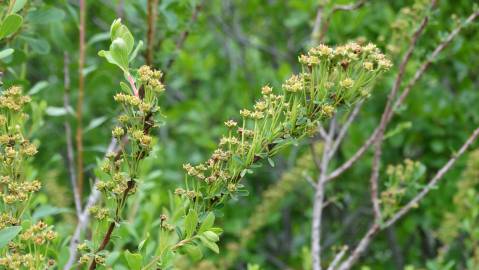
[0,86,57,269]
[381,159,425,219]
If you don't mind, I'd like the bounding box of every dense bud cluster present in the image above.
[0,86,57,269]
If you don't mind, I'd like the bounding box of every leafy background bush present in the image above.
[1,0,479,269]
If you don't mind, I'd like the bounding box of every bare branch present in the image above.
[327,245,349,270]
[311,5,325,46]
[312,118,336,270]
[318,124,329,140]
[326,128,378,181]
[336,126,479,270]
[337,224,380,270]
[63,52,82,217]
[318,0,367,42]
[329,101,363,158]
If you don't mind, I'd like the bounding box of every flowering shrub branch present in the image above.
[142,42,392,269]
[0,87,58,269]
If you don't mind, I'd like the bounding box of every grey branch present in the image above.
[63,52,82,217]
[312,118,336,270]
[329,101,363,158]
[327,245,349,270]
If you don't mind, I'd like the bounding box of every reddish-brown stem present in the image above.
[88,222,115,270]
[88,181,136,270]
[146,0,159,66]
[76,0,86,198]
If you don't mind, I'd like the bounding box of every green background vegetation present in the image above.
[1,0,478,269]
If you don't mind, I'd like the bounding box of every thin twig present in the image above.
[312,118,336,270]
[318,0,367,43]
[76,0,86,198]
[318,124,329,140]
[327,246,349,270]
[311,4,324,46]
[337,223,380,270]
[329,101,363,158]
[63,52,82,217]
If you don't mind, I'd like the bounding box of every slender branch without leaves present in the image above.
[63,52,82,217]
[312,118,336,270]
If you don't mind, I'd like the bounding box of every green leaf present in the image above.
[124,250,142,270]
[46,106,68,116]
[199,235,219,254]
[0,226,22,248]
[0,14,23,39]
[26,7,65,24]
[22,37,50,54]
[110,21,134,54]
[184,209,198,238]
[12,0,28,13]
[0,48,14,59]
[84,116,108,133]
[267,157,275,167]
[203,231,219,242]
[120,82,131,94]
[198,212,215,233]
[110,38,129,70]
[182,244,203,261]
[129,41,143,62]
[32,205,70,222]
[28,81,48,95]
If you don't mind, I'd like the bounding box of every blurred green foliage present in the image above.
[1,0,479,269]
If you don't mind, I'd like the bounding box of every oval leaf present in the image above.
[184,209,198,238]
[0,226,22,248]
[0,14,23,39]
